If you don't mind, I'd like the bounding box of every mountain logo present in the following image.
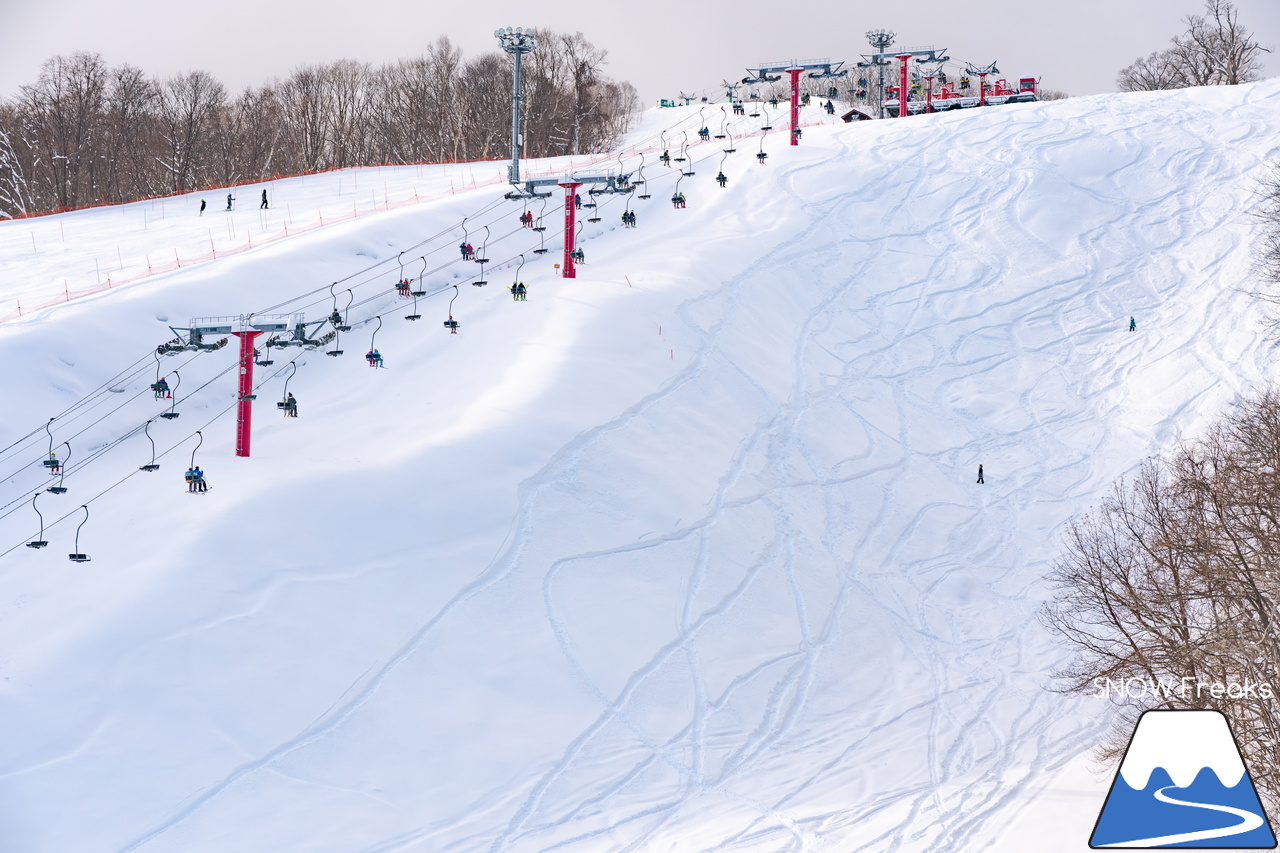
[1090,709,1276,848]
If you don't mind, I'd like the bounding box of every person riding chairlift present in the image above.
[716,172,727,188]
[671,192,686,208]
[366,349,383,368]
[153,377,170,399]
[284,392,298,417]
[396,278,411,297]
[459,242,474,261]
[659,150,671,166]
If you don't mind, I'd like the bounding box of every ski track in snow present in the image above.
[0,86,1277,852]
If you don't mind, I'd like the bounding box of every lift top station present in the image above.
[506,170,634,279]
[743,59,848,145]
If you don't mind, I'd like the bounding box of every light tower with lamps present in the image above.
[861,29,896,118]
[495,27,538,185]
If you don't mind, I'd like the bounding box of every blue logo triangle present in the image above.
[1090,710,1276,848]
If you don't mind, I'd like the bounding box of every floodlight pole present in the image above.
[864,29,896,119]
[497,28,539,185]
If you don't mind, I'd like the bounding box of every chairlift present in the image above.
[139,420,160,472]
[723,130,737,153]
[366,315,385,366]
[149,350,171,399]
[185,430,209,494]
[533,196,549,232]
[47,441,70,494]
[25,495,48,549]
[673,132,688,162]
[636,153,652,200]
[715,112,728,139]
[474,226,490,264]
[411,256,428,296]
[276,361,299,415]
[510,254,528,302]
[160,371,181,419]
[443,285,461,334]
[254,342,275,367]
[328,282,353,332]
[394,251,413,298]
[41,418,61,472]
[68,505,91,563]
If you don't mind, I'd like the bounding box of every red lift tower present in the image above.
[743,59,847,145]
[507,172,634,278]
[178,315,298,457]
[560,180,582,278]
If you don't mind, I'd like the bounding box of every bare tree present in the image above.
[156,70,226,193]
[1116,50,1186,92]
[1044,391,1280,804]
[18,51,108,208]
[1117,0,1269,91]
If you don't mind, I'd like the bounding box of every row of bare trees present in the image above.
[1117,0,1270,91]
[1043,387,1280,806]
[0,31,639,218]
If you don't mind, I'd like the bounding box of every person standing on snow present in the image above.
[1129,316,1136,332]
[977,464,985,484]
[199,199,206,216]
[226,192,234,211]
[260,189,269,209]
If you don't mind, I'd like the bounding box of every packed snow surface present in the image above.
[0,85,1278,852]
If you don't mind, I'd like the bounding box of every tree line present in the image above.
[1044,166,1280,805]
[0,31,640,218]
[1117,0,1270,91]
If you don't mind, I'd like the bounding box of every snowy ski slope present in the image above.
[0,83,1278,852]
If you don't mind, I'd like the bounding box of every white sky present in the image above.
[0,0,1277,105]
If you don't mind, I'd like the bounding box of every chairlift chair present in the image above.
[366,316,385,365]
[25,494,48,549]
[411,257,428,296]
[139,420,161,472]
[277,362,299,415]
[443,285,461,334]
[41,418,61,472]
[160,371,181,419]
[68,505,91,563]
[185,431,209,494]
[47,441,70,494]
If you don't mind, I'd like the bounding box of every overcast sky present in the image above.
[1,0,1277,105]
